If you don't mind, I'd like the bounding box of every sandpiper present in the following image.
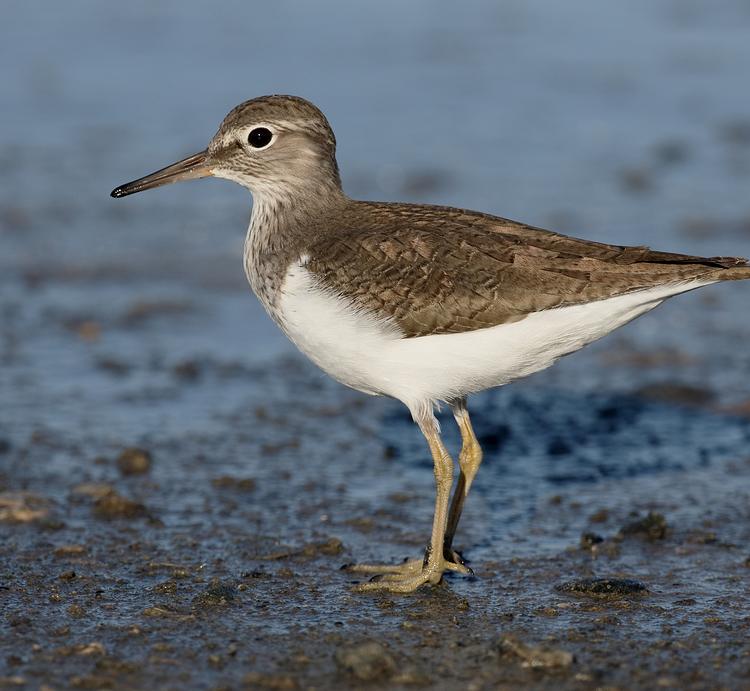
[112,95,750,593]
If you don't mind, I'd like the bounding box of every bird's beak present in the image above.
[110,150,213,198]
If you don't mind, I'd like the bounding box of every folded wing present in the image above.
[304,203,748,338]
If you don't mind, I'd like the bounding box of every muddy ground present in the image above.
[3,1,750,689]
[3,342,750,690]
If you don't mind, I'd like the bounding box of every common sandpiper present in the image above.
[112,95,750,593]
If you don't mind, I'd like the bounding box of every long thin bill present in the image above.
[111,150,212,198]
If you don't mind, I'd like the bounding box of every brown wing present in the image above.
[304,202,748,338]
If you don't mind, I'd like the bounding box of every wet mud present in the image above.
[3,340,750,689]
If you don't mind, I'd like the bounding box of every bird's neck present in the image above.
[243,183,346,309]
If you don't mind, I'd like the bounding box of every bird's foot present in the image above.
[443,547,469,569]
[345,548,472,593]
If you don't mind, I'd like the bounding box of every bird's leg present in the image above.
[443,398,483,566]
[349,408,470,592]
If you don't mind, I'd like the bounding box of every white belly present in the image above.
[275,261,712,413]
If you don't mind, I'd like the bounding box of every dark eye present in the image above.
[248,127,273,148]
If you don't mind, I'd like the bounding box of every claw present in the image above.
[347,546,473,593]
[440,548,473,575]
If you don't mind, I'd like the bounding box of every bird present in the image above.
[111,95,750,593]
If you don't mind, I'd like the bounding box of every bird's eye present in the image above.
[248,127,273,149]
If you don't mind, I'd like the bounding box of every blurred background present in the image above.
[4,1,750,405]
[2,2,750,687]
[2,0,750,512]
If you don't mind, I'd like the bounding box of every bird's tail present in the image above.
[713,258,750,281]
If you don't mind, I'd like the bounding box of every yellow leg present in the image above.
[443,398,483,562]
[350,408,469,593]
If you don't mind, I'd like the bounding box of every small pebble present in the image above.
[0,492,49,523]
[116,447,152,475]
[67,604,86,618]
[93,491,148,519]
[193,579,235,607]
[242,671,298,689]
[54,544,87,557]
[619,512,668,540]
[211,475,256,491]
[499,635,574,668]
[556,577,648,599]
[335,641,396,681]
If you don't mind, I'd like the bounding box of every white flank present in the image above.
[276,261,714,415]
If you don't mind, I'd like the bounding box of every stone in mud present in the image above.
[55,642,106,657]
[54,544,87,557]
[499,635,574,669]
[142,605,194,620]
[556,577,648,599]
[619,512,668,540]
[67,604,86,618]
[0,492,50,523]
[192,580,236,608]
[392,667,432,686]
[302,537,343,557]
[93,491,148,520]
[95,658,140,675]
[116,448,152,475]
[345,516,376,533]
[335,641,396,681]
[211,475,256,491]
[152,580,178,595]
[259,538,344,561]
[242,671,298,689]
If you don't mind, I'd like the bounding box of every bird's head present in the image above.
[111,95,342,202]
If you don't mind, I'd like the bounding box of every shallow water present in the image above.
[2,2,750,689]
